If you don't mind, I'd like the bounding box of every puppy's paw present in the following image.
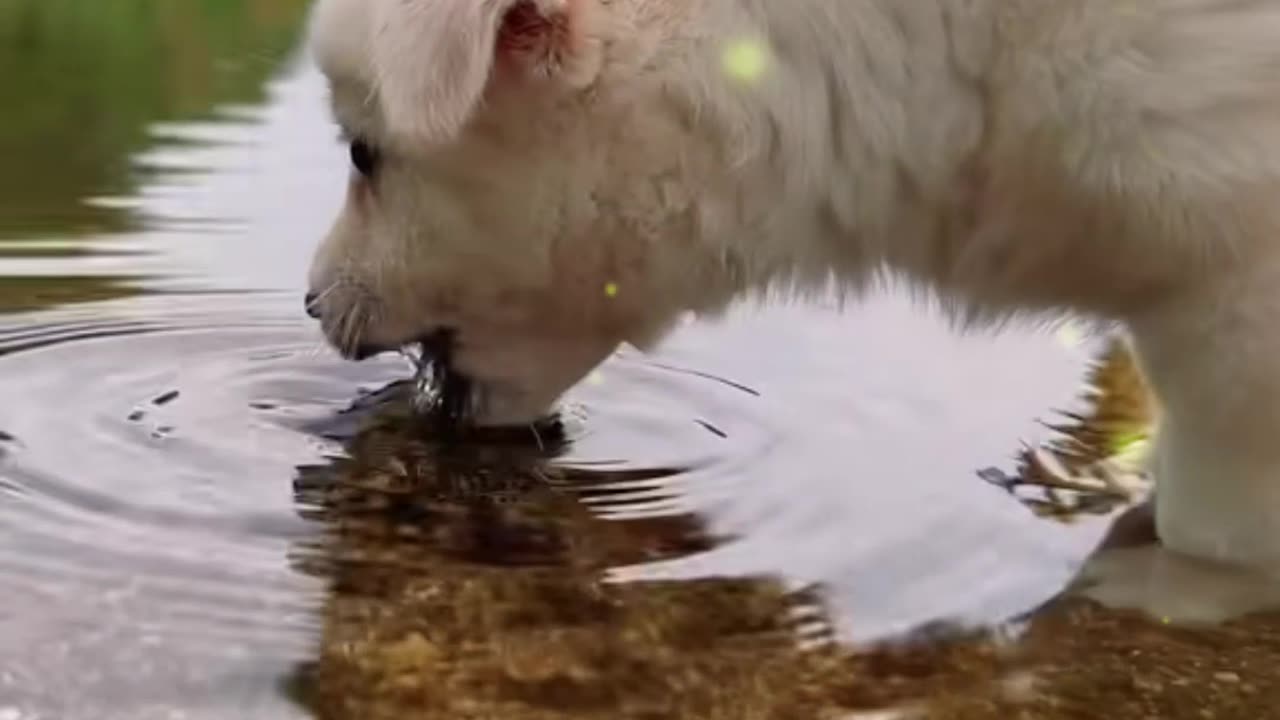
[1151,436,1280,570]
[1072,542,1280,626]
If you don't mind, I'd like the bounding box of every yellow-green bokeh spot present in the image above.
[1055,322,1085,349]
[1107,430,1150,464]
[722,38,769,82]
[604,281,620,298]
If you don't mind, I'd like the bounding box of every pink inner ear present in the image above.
[497,1,569,59]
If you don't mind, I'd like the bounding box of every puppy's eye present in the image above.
[349,139,380,177]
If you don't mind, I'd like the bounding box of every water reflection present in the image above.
[284,382,960,719]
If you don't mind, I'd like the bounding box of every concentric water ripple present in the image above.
[0,300,328,719]
[0,293,795,719]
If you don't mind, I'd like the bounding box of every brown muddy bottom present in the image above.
[4,16,1280,719]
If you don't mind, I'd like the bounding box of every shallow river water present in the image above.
[6,4,1275,720]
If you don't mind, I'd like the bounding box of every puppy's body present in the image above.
[306,0,1280,569]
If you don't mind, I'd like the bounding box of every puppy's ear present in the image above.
[371,0,601,148]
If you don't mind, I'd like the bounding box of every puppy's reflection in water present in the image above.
[281,351,1280,720]
[281,382,1010,719]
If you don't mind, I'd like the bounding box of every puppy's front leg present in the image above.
[1128,262,1280,568]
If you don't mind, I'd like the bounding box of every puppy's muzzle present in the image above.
[303,289,455,362]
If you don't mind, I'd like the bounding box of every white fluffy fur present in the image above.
[305,0,1280,570]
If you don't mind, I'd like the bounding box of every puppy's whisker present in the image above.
[306,283,339,315]
[350,305,369,355]
[333,309,349,353]
[338,304,362,356]
[302,342,331,360]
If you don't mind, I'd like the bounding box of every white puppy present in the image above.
[304,0,1280,570]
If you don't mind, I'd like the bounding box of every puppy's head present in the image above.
[304,0,737,426]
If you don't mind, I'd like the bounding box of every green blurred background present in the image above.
[0,0,311,310]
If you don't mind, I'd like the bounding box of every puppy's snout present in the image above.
[304,291,322,319]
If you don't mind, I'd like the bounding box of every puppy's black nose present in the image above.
[304,292,321,319]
